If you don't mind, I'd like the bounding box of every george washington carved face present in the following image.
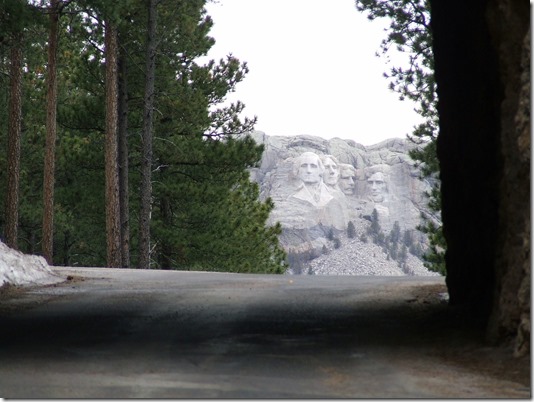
[295,152,324,184]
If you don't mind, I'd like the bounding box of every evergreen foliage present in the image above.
[327,228,335,241]
[365,216,431,270]
[0,0,286,273]
[354,0,446,274]
[417,218,446,275]
[389,221,401,244]
[367,209,381,241]
[286,248,320,274]
[347,220,356,239]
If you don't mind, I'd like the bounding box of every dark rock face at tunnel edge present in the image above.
[430,0,530,355]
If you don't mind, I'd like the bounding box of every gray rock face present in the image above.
[249,131,439,275]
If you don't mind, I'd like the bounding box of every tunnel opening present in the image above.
[0,0,530,396]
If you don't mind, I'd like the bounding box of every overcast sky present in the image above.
[202,0,423,146]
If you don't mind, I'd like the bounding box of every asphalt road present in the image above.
[0,268,530,398]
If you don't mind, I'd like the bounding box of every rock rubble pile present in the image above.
[298,234,439,277]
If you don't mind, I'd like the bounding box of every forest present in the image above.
[0,0,287,273]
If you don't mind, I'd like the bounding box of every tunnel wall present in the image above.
[429,0,530,355]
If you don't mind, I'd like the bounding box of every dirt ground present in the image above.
[408,283,530,391]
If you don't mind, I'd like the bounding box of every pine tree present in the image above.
[389,221,401,244]
[354,0,445,273]
[389,242,398,260]
[103,19,121,268]
[0,0,287,273]
[138,0,158,269]
[1,2,47,254]
[1,1,42,249]
[347,220,356,239]
[368,209,381,238]
[4,32,23,249]
[42,0,61,263]
[402,229,413,248]
[418,219,446,275]
[327,228,335,241]
[117,31,130,268]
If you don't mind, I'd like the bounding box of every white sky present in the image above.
[202,0,423,146]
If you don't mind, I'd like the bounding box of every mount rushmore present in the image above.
[248,131,440,275]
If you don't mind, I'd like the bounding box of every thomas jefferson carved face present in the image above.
[296,152,324,184]
[338,164,356,195]
[367,172,387,202]
[321,156,339,186]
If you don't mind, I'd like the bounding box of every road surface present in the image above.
[0,268,530,398]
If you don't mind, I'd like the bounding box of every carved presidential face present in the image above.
[322,157,339,186]
[338,165,356,195]
[296,152,323,184]
[367,172,387,202]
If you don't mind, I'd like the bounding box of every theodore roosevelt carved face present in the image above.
[338,164,356,195]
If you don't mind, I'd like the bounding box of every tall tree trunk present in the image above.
[138,0,157,269]
[4,33,23,250]
[104,20,122,268]
[118,38,130,268]
[42,0,60,264]
[159,195,172,269]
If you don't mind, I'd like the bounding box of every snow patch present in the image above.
[0,241,64,286]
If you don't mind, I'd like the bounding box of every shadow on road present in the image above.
[0,269,530,398]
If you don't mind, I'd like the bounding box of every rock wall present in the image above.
[487,0,530,355]
[249,132,438,274]
[430,0,529,355]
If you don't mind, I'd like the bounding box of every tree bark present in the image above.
[138,0,158,269]
[104,21,122,268]
[159,195,172,269]
[42,0,60,264]
[4,34,23,250]
[118,37,130,268]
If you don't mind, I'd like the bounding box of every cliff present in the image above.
[249,131,439,275]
